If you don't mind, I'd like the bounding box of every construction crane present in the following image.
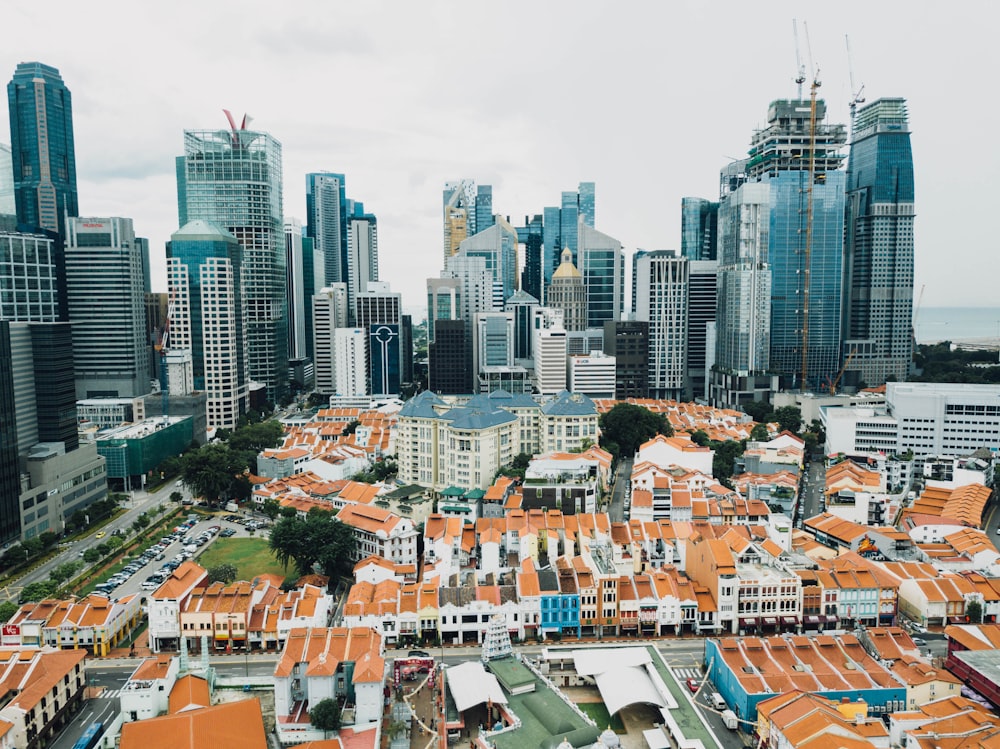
[792,19,807,98]
[800,21,821,391]
[828,348,858,395]
[846,35,866,133]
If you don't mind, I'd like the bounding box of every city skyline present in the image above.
[1,1,994,313]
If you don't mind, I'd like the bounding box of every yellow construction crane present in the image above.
[800,21,821,390]
[828,348,857,395]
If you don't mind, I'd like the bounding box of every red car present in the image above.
[686,678,700,694]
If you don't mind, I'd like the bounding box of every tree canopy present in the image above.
[309,698,341,735]
[269,510,357,580]
[181,443,249,504]
[598,403,672,459]
[207,563,238,584]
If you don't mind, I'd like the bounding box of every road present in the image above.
[609,456,632,523]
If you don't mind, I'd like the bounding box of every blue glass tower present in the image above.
[843,98,915,386]
[746,99,848,390]
[7,62,77,236]
[681,197,718,260]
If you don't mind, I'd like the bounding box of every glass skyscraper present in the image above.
[681,197,718,260]
[305,172,347,286]
[176,125,287,403]
[747,99,848,390]
[7,62,77,236]
[843,98,915,386]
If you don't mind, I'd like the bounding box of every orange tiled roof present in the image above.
[121,696,267,749]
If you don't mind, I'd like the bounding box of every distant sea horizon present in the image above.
[915,307,1000,344]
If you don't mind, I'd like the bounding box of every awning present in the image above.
[805,615,821,624]
[782,616,797,625]
[823,615,839,624]
[739,618,758,626]
[763,617,777,625]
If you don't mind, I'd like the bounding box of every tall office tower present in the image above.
[603,320,649,399]
[457,215,519,304]
[687,260,718,401]
[427,277,461,344]
[547,248,587,331]
[7,62,77,236]
[0,320,106,542]
[345,201,378,323]
[516,214,544,301]
[532,307,568,395]
[333,327,367,397]
[305,172,348,286]
[65,217,150,399]
[166,221,248,430]
[428,319,469,395]
[400,314,414,386]
[475,184,494,235]
[747,99,848,389]
[0,143,14,215]
[474,311,515,375]
[506,289,539,361]
[441,254,496,392]
[145,292,168,390]
[300,233,323,362]
[443,180,477,260]
[843,98,915,387]
[176,121,287,402]
[284,220,307,361]
[536,182,596,301]
[681,197,719,260]
[0,229,60,321]
[633,251,688,401]
[311,288,338,394]
[578,223,624,328]
[355,282,401,397]
[711,181,775,408]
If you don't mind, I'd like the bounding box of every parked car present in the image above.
[912,637,927,647]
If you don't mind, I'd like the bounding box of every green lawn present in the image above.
[196,537,289,583]
[577,702,625,732]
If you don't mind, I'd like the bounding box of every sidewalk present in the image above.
[107,628,153,659]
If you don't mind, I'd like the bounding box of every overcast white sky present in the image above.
[4,0,997,315]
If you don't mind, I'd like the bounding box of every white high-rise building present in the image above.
[284,219,307,361]
[346,207,378,324]
[334,328,367,397]
[533,307,567,395]
[65,216,151,399]
[167,221,248,429]
[633,250,688,401]
[312,287,347,393]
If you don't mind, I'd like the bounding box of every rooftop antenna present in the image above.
[846,35,866,134]
[792,19,807,99]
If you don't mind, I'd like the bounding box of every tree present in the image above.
[773,406,803,435]
[207,563,238,584]
[181,443,249,504]
[269,511,357,580]
[598,403,672,459]
[83,548,100,564]
[711,439,746,488]
[690,430,710,447]
[750,423,770,442]
[19,580,56,603]
[261,498,281,521]
[309,698,341,737]
[106,536,125,551]
[966,599,984,624]
[49,561,82,584]
[742,400,773,423]
[227,420,283,454]
[39,531,58,549]
[170,491,183,503]
[0,601,17,623]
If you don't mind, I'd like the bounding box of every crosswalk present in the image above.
[95,689,122,700]
[673,667,701,680]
